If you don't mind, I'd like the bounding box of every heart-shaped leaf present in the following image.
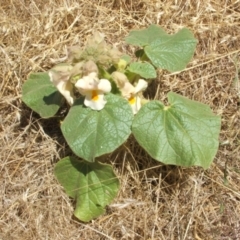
[54,157,120,222]
[61,94,133,162]
[127,62,156,79]
[144,28,197,72]
[22,72,63,118]
[125,24,168,47]
[132,92,221,169]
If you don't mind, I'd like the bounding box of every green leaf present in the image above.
[22,72,63,118]
[127,62,156,79]
[125,25,197,72]
[125,24,168,47]
[120,54,131,64]
[54,156,120,222]
[144,28,197,72]
[61,94,133,162]
[132,92,221,169]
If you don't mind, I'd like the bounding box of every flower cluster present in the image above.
[48,31,149,114]
[49,59,148,114]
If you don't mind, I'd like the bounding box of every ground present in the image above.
[0,0,240,239]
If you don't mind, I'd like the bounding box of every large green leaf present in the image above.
[22,72,63,118]
[132,92,221,169]
[125,24,168,47]
[61,94,133,162]
[127,62,156,79]
[125,25,197,72]
[144,28,197,72]
[54,157,120,222]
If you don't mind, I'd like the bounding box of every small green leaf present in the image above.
[125,24,168,47]
[54,157,120,222]
[22,72,63,118]
[144,28,197,72]
[132,92,221,169]
[127,62,156,79]
[120,54,131,64]
[61,94,133,161]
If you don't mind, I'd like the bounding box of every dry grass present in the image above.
[1,0,240,239]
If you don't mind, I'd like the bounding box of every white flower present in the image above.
[48,64,75,106]
[121,79,148,114]
[75,72,111,110]
[111,72,148,114]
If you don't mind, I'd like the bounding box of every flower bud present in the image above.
[111,71,128,88]
[83,60,99,76]
[117,59,127,71]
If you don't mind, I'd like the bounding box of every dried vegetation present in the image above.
[0,0,240,239]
